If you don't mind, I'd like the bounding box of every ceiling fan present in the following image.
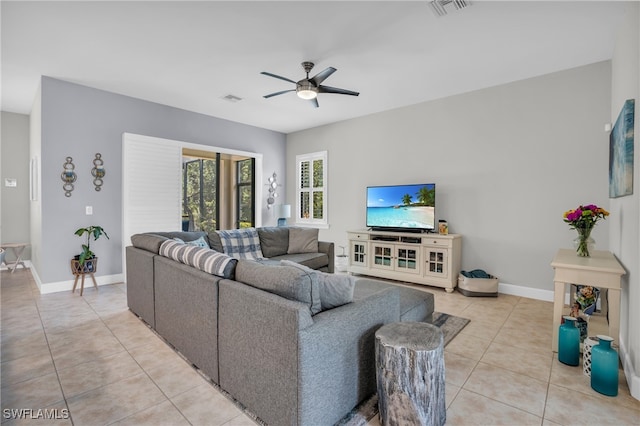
[261,61,359,108]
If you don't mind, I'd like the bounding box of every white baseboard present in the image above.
[619,335,640,400]
[498,281,555,301]
[38,273,124,294]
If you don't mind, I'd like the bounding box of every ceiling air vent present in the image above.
[429,0,470,17]
[222,94,243,103]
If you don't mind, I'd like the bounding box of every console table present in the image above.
[550,249,625,352]
[347,229,462,292]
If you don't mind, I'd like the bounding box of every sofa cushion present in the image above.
[280,260,355,310]
[159,239,237,279]
[257,227,289,258]
[287,228,318,254]
[235,260,321,315]
[131,233,169,254]
[206,232,224,253]
[217,228,264,260]
[353,278,434,322]
[269,253,329,271]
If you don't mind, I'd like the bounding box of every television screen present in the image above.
[366,183,436,231]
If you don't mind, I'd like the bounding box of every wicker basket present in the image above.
[457,274,498,297]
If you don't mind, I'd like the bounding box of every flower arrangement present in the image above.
[563,204,609,257]
[575,285,597,311]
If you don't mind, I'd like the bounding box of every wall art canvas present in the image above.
[609,99,635,198]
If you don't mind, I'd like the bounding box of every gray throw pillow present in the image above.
[287,227,319,254]
[235,260,321,315]
[280,260,355,310]
[257,227,289,258]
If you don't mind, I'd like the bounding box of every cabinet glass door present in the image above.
[396,245,420,274]
[372,244,394,270]
[350,241,367,267]
[425,249,448,278]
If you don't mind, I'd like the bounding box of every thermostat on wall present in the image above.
[4,178,17,187]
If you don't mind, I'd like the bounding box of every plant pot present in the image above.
[71,257,98,274]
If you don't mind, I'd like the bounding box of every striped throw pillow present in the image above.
[159,240,237,279]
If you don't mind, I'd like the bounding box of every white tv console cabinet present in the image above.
[347,229,462,292]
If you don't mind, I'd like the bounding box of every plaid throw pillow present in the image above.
[159,239,237,279]
[216,228,264,260]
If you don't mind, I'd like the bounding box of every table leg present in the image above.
[9,245,26,273]
[80,274,86,296]
[90,273,98,291]
[607,288,620,346]
[552,280,566,352]
[72,275,80,293]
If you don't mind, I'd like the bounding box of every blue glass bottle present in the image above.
[591,335,618,396]
[558,316,579,366]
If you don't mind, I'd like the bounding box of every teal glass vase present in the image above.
[558,316,579,366]
[591,335,618,396]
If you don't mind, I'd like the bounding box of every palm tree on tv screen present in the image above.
[417,186,435,206]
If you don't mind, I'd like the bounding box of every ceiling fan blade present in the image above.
[318,85,360,96]
[260,71,297,84]
[310,98,319,108]
[310,67,337,86]
[263,89,295,98]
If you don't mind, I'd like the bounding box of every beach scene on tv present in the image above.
[367,184,435,229]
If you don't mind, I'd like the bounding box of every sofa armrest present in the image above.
[318,241,334,273]
[297,286,399,425]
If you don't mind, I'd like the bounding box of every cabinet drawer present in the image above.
[348,233,370,240]
[422,237,452,248]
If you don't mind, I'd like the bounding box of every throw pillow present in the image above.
[217,228,264,260]
[280,260,355,310]
[287,227,319,254]
[257,227,289,258]
[235,260,321,315]
[159,239,237,279]
[186,236,210,248]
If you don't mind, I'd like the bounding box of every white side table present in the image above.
[1,243,28,273]
[551,249,625,351]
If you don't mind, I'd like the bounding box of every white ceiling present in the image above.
[1,1,627,134]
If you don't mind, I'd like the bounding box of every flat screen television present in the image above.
[366,183,436,232]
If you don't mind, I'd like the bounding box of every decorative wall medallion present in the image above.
[61,157,76,197]
[267,172,279,209]
[91,153,106,191]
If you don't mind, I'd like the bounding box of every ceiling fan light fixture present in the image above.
[296,82,318,99]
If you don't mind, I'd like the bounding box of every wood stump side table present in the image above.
[70,258,98,296]
[375,322,445,426]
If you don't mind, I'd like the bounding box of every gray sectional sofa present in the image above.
[125,227,435,426]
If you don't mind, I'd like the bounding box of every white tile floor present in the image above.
[1,269,639,425]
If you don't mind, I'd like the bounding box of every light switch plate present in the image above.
[86,206,93,215]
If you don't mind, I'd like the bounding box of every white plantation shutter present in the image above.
[122,133,182,248]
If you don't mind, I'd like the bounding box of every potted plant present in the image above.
[73,225,109,273]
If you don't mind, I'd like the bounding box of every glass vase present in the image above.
[573,227,595,257]
[591,335,618,396]
[558,316,580,366]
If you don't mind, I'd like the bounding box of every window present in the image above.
[296,151,327,227]
[182,151,255,232]
[236,158,255,228]
[183,156,219,232]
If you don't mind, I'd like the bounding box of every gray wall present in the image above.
[609,1,639,399]
[38,77,286,286]
[1,112,31,260]
[287,61,611,293]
